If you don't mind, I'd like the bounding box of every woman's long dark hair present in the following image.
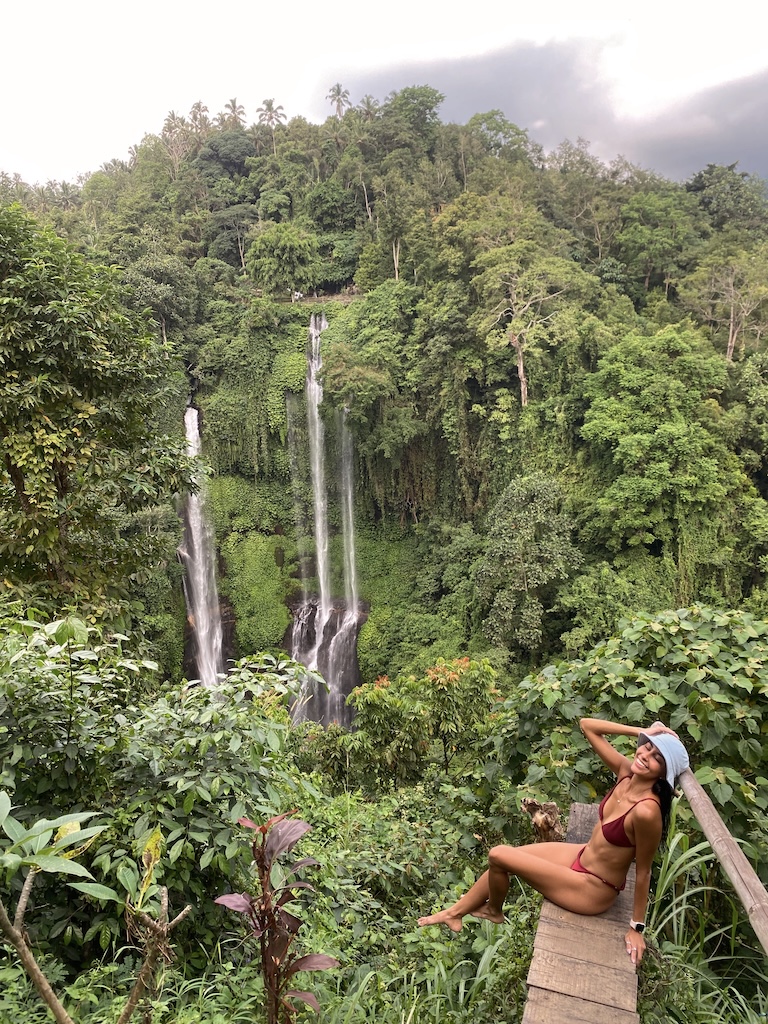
[652,777,673,843]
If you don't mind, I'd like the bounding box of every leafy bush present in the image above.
[0,611,312,962]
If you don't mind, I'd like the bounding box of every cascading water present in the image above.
[179,405,224,687]
[291,314,362,726]
[324,410,361,714]
[304,312,333,670]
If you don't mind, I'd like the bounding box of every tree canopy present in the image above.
[0,204,193,612]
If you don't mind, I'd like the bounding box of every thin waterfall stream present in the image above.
[179,405,224,688]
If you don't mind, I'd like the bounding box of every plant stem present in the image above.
[14,866,40,930]
[0,897,75,1024]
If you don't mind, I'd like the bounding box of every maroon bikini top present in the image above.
[598,777,660,848]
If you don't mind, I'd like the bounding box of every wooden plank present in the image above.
[565,802,600,843]
[522,801,641,1024]
[522,987,640,1024]
[533,918,634,971]
[527,949,637,1011]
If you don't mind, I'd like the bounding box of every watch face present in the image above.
[633,924,645,933]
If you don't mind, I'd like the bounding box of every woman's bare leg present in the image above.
[418,842,616,931]
[417,870,494,931]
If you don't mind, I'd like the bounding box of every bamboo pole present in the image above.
[678,768,768,956]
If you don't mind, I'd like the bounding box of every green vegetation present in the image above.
[2,87,768,1021]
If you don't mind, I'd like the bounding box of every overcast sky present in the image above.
[4,1,767,185]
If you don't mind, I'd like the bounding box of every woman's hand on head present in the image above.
[645,720,679,739]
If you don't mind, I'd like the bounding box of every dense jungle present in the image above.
[2,85,768,1023]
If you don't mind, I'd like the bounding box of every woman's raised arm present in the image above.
[579,718,644,777]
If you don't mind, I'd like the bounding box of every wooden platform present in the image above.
[522,803,640,1024]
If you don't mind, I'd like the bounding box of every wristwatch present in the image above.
[629,920,645,933]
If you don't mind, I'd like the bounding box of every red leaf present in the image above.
[285,857,320,876]
[284,990,320,1013]
[237,816,265,832]
[277,882,314,906]
[286,954,340,976]
[270,931,291,964]
[263,809,299,829]
[214,893,252,913]
[279,908,303,933]
[265,820,312,862]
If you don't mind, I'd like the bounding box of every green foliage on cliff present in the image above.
[4,87,768,678]
[220,532,297,654]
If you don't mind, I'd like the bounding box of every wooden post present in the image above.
[678,768,768,956]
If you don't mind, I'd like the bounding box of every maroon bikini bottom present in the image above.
[570,846,625,894]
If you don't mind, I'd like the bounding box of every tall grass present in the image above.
[323,932,514,1024]
[640,799,768,1023]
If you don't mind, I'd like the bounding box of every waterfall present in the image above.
[179,406,224,688]
[324,410,361,716]
[291,314,362,726]
[304,312,333,670]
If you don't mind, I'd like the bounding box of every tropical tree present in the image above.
[686,162,768,234]
[246,222,320,296]
[357,94,380,121]
[257,98,287,156]
[225,96,246,128]
[616,187,706,296]
[188,100,212,147]
[579,323,768,604]
[161,111,192,178]
[473,474,582,652]
[327,82,351,119]
[471,243,597,406]
[0,204,194,609]
[679,244,768,360]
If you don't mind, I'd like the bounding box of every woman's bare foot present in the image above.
[417,909,463,932]
[470,904,506,924]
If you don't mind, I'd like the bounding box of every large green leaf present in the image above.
[0,791,11,829]
[26,855,93,878]
[67,881,120,901]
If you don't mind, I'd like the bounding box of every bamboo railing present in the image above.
[678,768,768,956]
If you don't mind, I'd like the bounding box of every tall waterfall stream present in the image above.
[291,313,362,726]
[179,405,224,688]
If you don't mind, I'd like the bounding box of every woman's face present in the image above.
[632,740,667,781]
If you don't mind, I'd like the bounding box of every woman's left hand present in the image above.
[645,720,679,739]
[625,927,646,965]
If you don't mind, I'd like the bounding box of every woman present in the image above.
[418,717,690,964]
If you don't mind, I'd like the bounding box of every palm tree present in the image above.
[257,98,286,156]
[357,95,380,121]
[189,101,211,139]
[100,158,129,176]
[225,97,246,128]
[162,112,192,178]
[54,181,81,211]
[327,83,351,120]
[163,110,187,136]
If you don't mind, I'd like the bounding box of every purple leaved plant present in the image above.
[215,811,338,1024]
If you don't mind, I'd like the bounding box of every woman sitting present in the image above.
[418,717,690,963]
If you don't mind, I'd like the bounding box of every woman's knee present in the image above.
[488,845,513,868]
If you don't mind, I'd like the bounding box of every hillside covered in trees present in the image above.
[3,86,768,676]
[2,87,768,1024]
